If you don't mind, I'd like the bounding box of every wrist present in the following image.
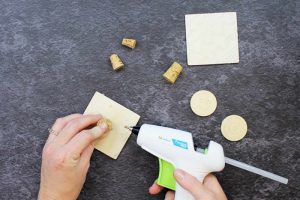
[38,188,76,200]
[38,188,61,200]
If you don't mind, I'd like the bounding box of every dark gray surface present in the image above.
[0,0,299,199]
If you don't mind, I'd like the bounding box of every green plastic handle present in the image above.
[156,149,208,190]
[156,159,176,190]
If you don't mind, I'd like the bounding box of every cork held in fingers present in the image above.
[163,62,183,84]
[110,54,124,71]
[121,38,137,49]
[97,118,113,132]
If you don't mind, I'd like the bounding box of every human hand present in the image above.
[38,114,108,200]
[149,169,227,200]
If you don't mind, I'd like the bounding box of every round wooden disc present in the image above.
[221,115,247,141]
[190,90,217,116]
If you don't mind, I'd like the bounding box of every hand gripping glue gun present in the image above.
[126,124,288,200]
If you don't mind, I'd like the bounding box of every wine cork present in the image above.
[110,54,124,71]
[97,118,113,131]
[163,62,183,84]
[122,38,137,49]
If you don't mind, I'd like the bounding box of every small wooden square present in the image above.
[185,12,239,65]
[84,92,140,159]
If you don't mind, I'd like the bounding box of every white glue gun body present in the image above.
[136,124,225,200]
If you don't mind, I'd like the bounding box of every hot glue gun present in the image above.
[126,124,288,200]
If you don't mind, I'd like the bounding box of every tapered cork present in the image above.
[163,62,183,84]
[110,54,124,71]
[122,38,137,49]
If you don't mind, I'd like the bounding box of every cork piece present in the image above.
[97,118,113,132]
[163,62,183,84]
[110,54,124,71]
[122,38,137,49]
[84,92,140,159]
[190,90,217,117]
[221,115,247,141]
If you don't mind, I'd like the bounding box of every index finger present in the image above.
[149,182,164,195]
[56,114,102,145]
[46,113,82,144]
[203,174,227,199]
[64,123,108,159]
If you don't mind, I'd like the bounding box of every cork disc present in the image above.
[190,90,217,116]
[221,115,247,141]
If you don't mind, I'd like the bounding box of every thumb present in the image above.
[174,169,210,199]
[65,123,108,160]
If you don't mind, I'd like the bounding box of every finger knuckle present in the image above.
[204,174,217,185]
[42,144,54,158]
[190,177,201,191]
[65,116,96,132]
[66,151,80,162]
[79,116,88,123]
[82,131,94,142]
[53,152,67,168]
[65,119,79,130]
[80,115,98,125]
[55,117,64,125]
[87,144,94,150]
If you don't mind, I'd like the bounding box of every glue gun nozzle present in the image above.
[124,126,132,131]
[125,125,140,135]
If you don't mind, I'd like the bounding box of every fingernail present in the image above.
[91,126,102,137]
[174,169,185,180]
[99,122,108,130]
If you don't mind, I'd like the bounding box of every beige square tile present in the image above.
[185,12,239,65]
[84,92,140,159]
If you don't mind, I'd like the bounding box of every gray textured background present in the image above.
[0,0,299,199]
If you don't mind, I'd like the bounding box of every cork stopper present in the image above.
[110,54,124,71]
[97,118,113,131]
[163,62,183,84]
[121,38,137,49]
